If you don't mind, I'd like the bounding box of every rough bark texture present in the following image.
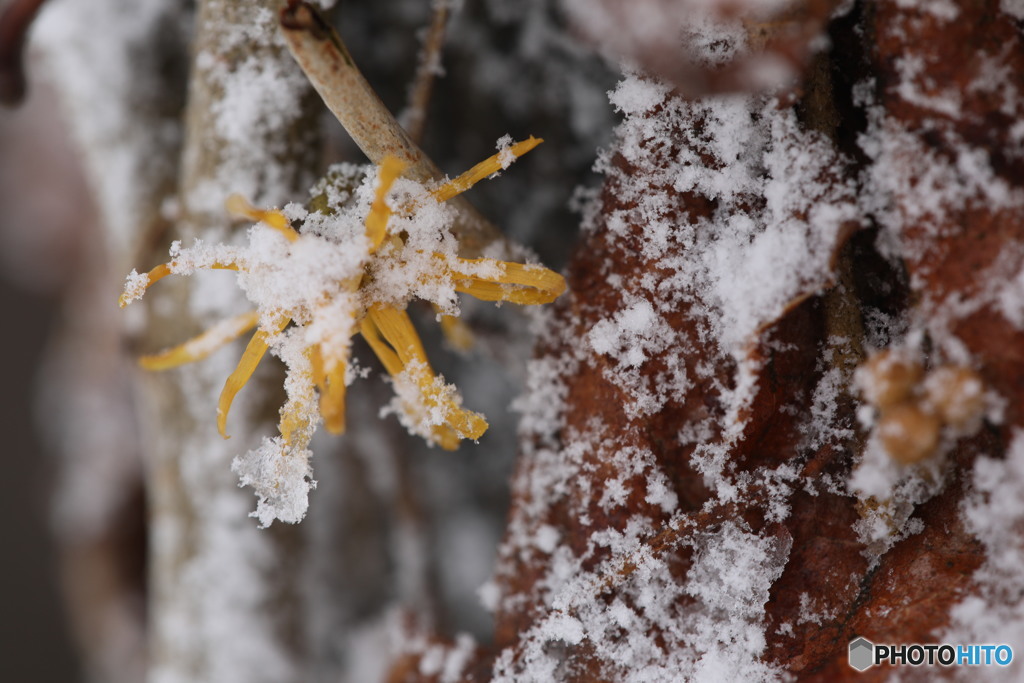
[142,1,319,680]
[470,0,1024,680]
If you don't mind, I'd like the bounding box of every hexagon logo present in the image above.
[849,637,875,671]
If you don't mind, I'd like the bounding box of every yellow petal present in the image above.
[449,258,566,305]
[430,391,488,443]
[139,310,260,371]
[309,350,329,432]
[119,261,242,308]
[279,352,317,447]
[217,317,290,438]
[433,304,474,352]
[310,345,327,389]
[431,424,464,451]
[403,362,488,449]
[279,401,309,446]
[358,313,405,376]
[366,157,407,253]
[363,305,487,448]
[308,312,355,435]
[319,356,348,435]
[119,264,169,308]
[226,193,299,242]
[431,136,542,203]
[365,305,429,366]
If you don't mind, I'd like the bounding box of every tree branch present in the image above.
[279,0,500,257]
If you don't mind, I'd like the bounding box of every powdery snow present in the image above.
[34,0,188,259]
[483,22,869,666]
[597,73,858,358]
[942,430,1024,681]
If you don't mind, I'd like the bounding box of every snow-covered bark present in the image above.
[139,1,319,680]
[487,72,856,682]
[31,1,190,680]
[477,0,1024,680]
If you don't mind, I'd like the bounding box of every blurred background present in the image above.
[0,79,90,680]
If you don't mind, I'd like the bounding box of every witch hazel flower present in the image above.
[120,138,565,525]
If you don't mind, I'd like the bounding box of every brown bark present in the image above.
[474,0,1024,679]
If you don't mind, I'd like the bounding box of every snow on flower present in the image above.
[120,137,565,525]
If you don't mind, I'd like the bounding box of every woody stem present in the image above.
[278,0,501,257]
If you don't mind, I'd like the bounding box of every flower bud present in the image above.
[856,349,923,410]
[924,366,984,430]
[878,402,941,465]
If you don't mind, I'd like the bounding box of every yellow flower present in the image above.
[121,137,565,453]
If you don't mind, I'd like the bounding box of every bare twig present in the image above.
[0,0,48,105]
[279,0,500,256]
[280,0,439,181]
[401,0,450,145]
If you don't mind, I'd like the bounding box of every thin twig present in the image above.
[280,0,437,181]
[401,0,450,146]
[279,0,500,256]
[0,0,48,106]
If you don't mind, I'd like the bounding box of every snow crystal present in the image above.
[857,85,1024,280]
[478,579,501,612]
[511,351,574,453]
[1003,0,1024,20]
[608,73,670,115]
[121,269,150,305]
[849,430,944,560]
[802,357,856,451]
[586,297,685,416]
[894,0,960,21]
[384,359,483,448]
[495,134,517,172]
[534,524,561,554]
[997,262,1024,328]
[34,0,188,256]
[951,246,1024,332]
[443,634,477,683]
[232,440,316,527]
[796,592,840,626]
[942,430,1024,680]
[893,54,962,118]
[539,612,586,645]
[685,522,790,623]
[644,472,678,514]
[593,74,858,360]
[214,59,299,145]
